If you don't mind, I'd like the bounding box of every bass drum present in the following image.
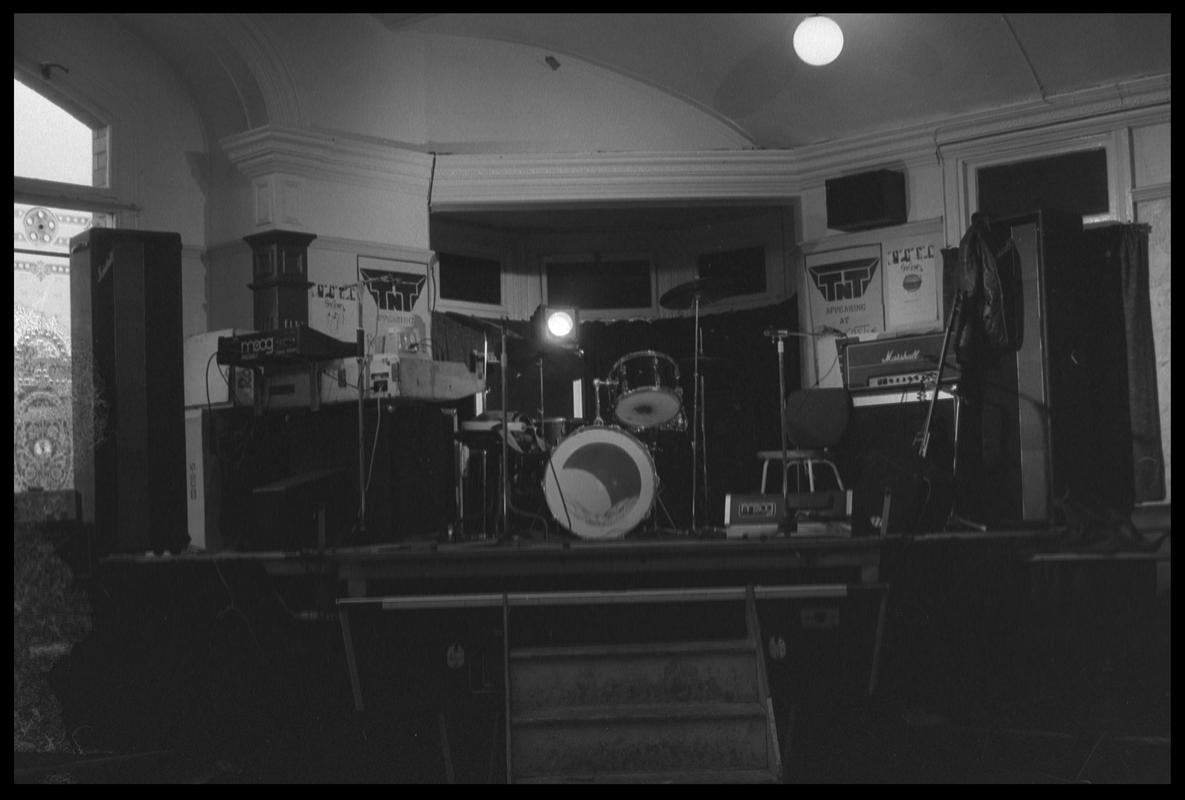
[541,425,657,540]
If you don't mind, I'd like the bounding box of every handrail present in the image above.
[337,583,867,612]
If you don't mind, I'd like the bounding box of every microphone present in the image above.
[763,327,791,339]
[820,325,847,337]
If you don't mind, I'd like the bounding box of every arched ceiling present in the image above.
[113,13,1170,153]
[375,13,1172,149]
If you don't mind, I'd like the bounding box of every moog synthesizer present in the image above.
[216,326,360,368]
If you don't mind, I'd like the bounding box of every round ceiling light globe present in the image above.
[793,15,844,66]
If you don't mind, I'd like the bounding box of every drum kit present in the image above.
[453,275,745,542]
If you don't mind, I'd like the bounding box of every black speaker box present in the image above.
[825,169,907,232]
[70,228,187,554]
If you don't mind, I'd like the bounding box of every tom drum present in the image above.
[608,350,682,429]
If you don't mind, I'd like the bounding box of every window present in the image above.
[438,251,502,306]
[14,78,107,493]
[544,254,654,314]
[977,149,1110,221]
[697,245,767,295]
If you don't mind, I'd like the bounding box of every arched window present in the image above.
[13,77,112,494]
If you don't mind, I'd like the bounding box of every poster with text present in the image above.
[882,234,941,331]
[804,244,885,336]
[357,255,431,356]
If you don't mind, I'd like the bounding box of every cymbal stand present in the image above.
[498,317,511,541]
[592,378,613,425]
[689,293,705,531]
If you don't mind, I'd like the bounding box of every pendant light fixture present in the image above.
[793,14,844,66]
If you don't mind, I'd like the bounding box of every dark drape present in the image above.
[1079,223,1165,505]
[1114,225,1165,502]
[578,300,800,525]
[434,300,800,526]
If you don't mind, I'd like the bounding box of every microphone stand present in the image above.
[499,317,511,541]
[764,328,827,530]
[689,293,704,532]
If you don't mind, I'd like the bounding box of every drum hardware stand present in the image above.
[689,294,706,532]
[592,378,614,425]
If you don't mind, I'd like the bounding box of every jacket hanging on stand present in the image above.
[954,213,1021,366]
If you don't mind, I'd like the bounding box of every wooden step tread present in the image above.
[510,638,755,660]
[517,768,779,784]
[512,700,767,726]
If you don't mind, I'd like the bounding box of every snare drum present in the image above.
[541,424,657,540]
[608,350,682,429]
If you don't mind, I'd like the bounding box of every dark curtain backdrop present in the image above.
[1084,223,1165,504]
[433,300,800,526]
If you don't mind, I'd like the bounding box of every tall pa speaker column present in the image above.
[966,209,1129,527]
[71,228,187,554]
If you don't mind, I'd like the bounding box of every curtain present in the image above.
[1116,224,1166,502]
[434,300,800,526]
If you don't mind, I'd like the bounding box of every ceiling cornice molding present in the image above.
[430,150,804,209]
[932,74,1171,155]
[787,74,1171,184]
[220,125,435,194]
[432,74,1170,207]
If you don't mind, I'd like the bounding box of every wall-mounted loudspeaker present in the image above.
[825,169,907,232]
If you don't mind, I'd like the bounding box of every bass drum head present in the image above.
[541,425,656,540]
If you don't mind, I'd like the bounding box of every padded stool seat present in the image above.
[756,449,844,494]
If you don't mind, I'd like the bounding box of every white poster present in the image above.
[357,255,431,357]
[882,236,941,331]
[307,255,432,357]
[804,244,885,336]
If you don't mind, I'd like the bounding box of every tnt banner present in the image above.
[882,234,941,331]
[804,244,885,336]
[357,255,431,356]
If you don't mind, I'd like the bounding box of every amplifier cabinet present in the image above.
[839,331,961,392]
[846,389,961,535]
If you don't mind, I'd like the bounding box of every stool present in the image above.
[756,449,844,494]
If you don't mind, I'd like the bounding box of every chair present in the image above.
[756,387,851,494]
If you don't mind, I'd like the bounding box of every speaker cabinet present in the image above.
[825,169,907,232]
[964,209,1132,527]
[71,228,187,554]
[845,391,960,535]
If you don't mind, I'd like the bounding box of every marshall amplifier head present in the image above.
[838,331,961,391]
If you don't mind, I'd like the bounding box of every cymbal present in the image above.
[659,276,743,310]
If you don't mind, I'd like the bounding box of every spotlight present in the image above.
[532,304,580,349]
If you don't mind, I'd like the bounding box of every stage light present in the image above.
[532,304,580,349]
[793,15,843,66]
